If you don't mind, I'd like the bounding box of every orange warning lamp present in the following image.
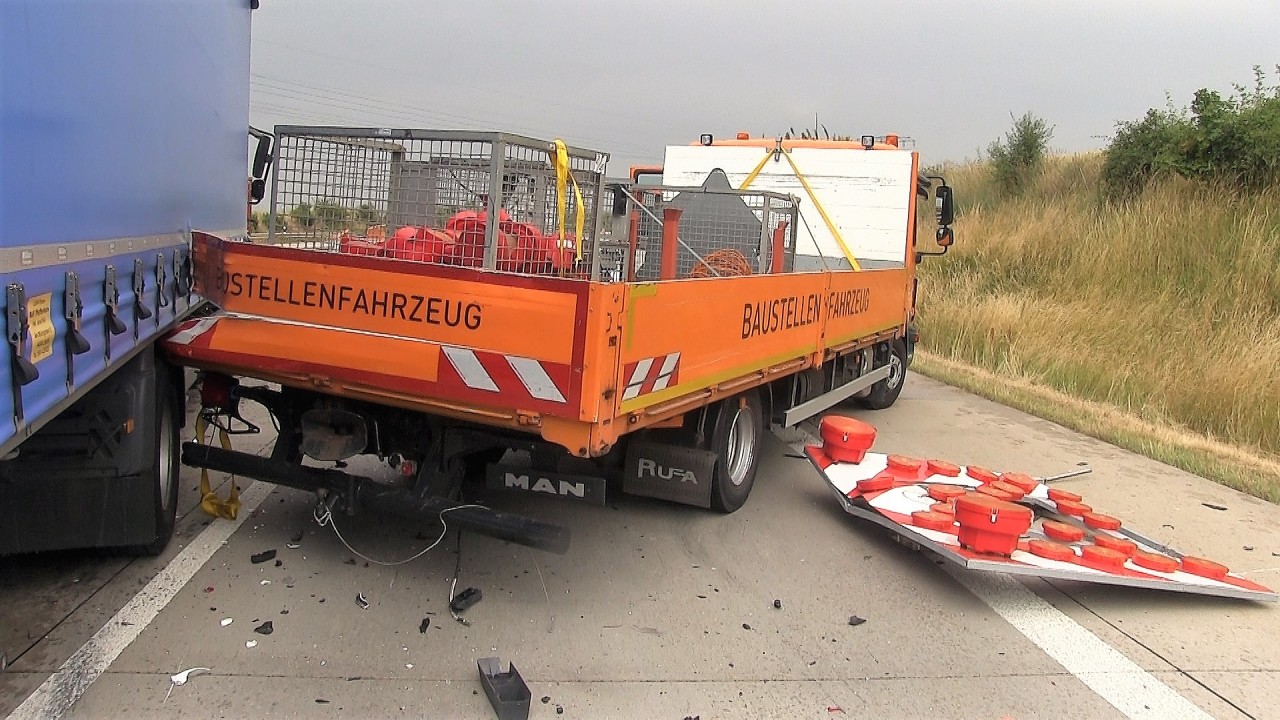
[884,134,900,147]
[736,131,750,140]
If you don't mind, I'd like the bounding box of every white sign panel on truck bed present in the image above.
[660,145,915,267]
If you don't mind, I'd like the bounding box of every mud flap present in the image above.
[623,440,717,508]
[485,463,607,506]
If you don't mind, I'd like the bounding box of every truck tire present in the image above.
[135,357,182,555]
[858,339,907,410]
[709,389,764,513]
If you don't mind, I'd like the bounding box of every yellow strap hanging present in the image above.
[736,145,862,271]
[194,415,240,520]
[780,150,861,271]
[738,149,774,192]
[551,139,586,261]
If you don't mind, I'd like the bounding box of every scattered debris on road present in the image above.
[249,545,277,563]
[220,617,233,627]
[1245,546,1255,551]
[315,699,330,704]
[477,657,531,720]
[742,623,752,630]
[848,616,866,627]
[542,696,551,704]
[419,618,431,634]
[773,599,782,609]
[450,587,482,614]
[254,621,274,635]
[1203,503,1228,511]
[250,549,277,564]
[245,640,258,649]
[356,592,370,610]
[164,667,211,702]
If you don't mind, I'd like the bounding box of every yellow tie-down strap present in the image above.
[193,415,241,520]
[552,139,586,262]
[739,147,862,271]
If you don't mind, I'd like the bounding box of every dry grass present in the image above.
[915,153,1280,499]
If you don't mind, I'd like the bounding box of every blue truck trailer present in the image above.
[0,0,262,554]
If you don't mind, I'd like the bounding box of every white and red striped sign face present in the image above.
[438,345,569,405]
[621,352,681,402]
[805,444,1277,603]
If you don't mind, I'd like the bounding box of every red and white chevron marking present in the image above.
[621,352,681,401]
[440,345,568,404]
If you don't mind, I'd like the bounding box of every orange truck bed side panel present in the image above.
[615,269,910,416]
[190,236,590,419]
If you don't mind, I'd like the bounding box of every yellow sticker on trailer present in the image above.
[27,292,55,364]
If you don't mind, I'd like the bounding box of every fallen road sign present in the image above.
[805,417,1277,603]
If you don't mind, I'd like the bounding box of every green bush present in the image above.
[987,112,1054,196]
[1103,66,1280,199]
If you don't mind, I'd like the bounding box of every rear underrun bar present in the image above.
[181,442,571,555]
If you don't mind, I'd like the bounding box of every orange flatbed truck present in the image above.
[166,127,953,554]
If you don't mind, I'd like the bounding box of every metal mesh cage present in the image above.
[266,127,609,278]
[601,172,804,283]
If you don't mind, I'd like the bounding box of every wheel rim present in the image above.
[158,403,175,510]
[724,407,757,487]
[886,352,904,390]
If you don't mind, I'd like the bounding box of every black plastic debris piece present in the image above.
[848,615,866,627]
[355,593,369,610]
[419,618,431,634]
[315,699,329,704]
[556,707,564,715]
[1202,503,1228,511]
[451,587,482,614]
[541,696,551,704]
[344,558,358,566]
[254,621,274,635]
[477,657,531,720]
[773,599,782,609]
[274,559,283,567]
[251,549,277,564]
[742,623,752,630]
[1244,546,1255,551]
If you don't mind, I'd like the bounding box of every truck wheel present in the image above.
[858,339,907,410]
[709,389,764,513]
[138,360,182,555]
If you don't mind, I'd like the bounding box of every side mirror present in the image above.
[936,226,954,248]
[610,184,630,216]
[935,184,954,226]
[251,132,273,181]
[249,178,267,204]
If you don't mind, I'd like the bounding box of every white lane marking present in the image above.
[949,570,1212,720]
[7,481,274,720]
[773,425,1212,720]
[441,346,499,392]
[506,356,566,403]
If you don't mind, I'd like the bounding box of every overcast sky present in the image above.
[248,0,1280,172]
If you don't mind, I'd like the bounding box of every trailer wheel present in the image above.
[137,358,182,555]
[709,389,764,513]
[859,339,907,410]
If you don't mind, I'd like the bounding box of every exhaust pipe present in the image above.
[182,442,570,555]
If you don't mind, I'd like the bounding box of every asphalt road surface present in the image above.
[2,375,1278,719]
